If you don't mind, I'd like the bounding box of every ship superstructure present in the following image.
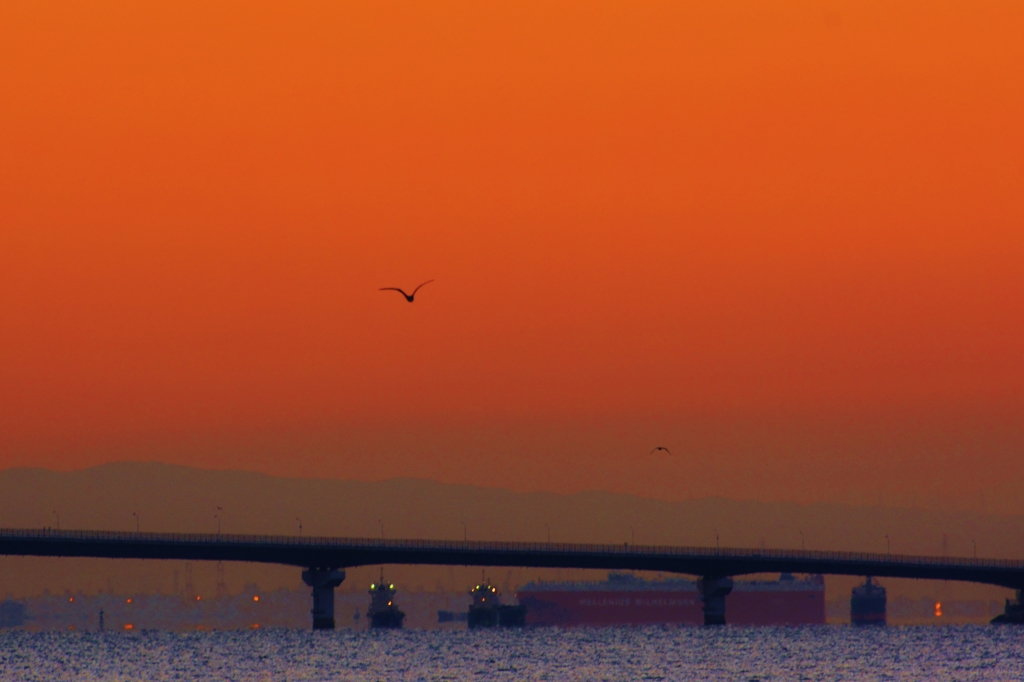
[468,580,526,628]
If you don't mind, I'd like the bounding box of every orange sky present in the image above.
[1,1,1022,509]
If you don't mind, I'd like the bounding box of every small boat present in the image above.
[368,575,405,629]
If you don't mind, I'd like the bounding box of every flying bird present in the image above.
[650,446,672,455]
[379,279,434,302]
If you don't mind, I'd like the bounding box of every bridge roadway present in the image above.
[3,528,1023,628]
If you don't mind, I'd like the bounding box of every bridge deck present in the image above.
[2,529,1022,589]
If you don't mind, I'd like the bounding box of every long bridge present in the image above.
[3,528,1023,628]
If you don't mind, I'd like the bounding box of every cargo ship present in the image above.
[517,572,824,626]
[850,577,886,625]
[367,578,405,629]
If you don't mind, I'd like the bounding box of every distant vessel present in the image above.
[367,578,405,629]
[0,600,27,628]
[517,572,825,626]
[467,581,526,628]
[437,609,469,623]
[991,590,1024,624]
[850,577,886,625]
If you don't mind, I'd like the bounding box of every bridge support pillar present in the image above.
[698,576,733,625]
[302,568,346,630]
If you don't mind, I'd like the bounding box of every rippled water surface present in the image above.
[2,626,1024,681]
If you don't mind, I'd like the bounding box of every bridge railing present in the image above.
[2,528,1023,571]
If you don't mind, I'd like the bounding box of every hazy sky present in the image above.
[1,1,1021,509]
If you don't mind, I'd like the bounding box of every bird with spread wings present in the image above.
[379,279,434,302]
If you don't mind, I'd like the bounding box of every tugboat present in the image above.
[368,574,405,629]
[851,577,886,625]
[467,580,526,628]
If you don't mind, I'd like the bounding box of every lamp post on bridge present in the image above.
[296,518,303,536]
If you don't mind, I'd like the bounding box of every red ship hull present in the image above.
[518,583,824,626]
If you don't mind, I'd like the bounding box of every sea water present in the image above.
[1,625,1023,681]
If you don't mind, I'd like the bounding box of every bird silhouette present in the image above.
[379,279,434,302]
[650,446,672,455]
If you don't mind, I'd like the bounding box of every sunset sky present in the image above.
[1,1,1021,511]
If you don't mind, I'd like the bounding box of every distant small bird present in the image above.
[650,446,672,455]
[379,280,434,302]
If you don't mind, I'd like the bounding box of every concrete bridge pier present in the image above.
[302,568,346,630]
[698,576,733,625]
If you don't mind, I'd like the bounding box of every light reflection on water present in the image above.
[1,625,1022,681]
